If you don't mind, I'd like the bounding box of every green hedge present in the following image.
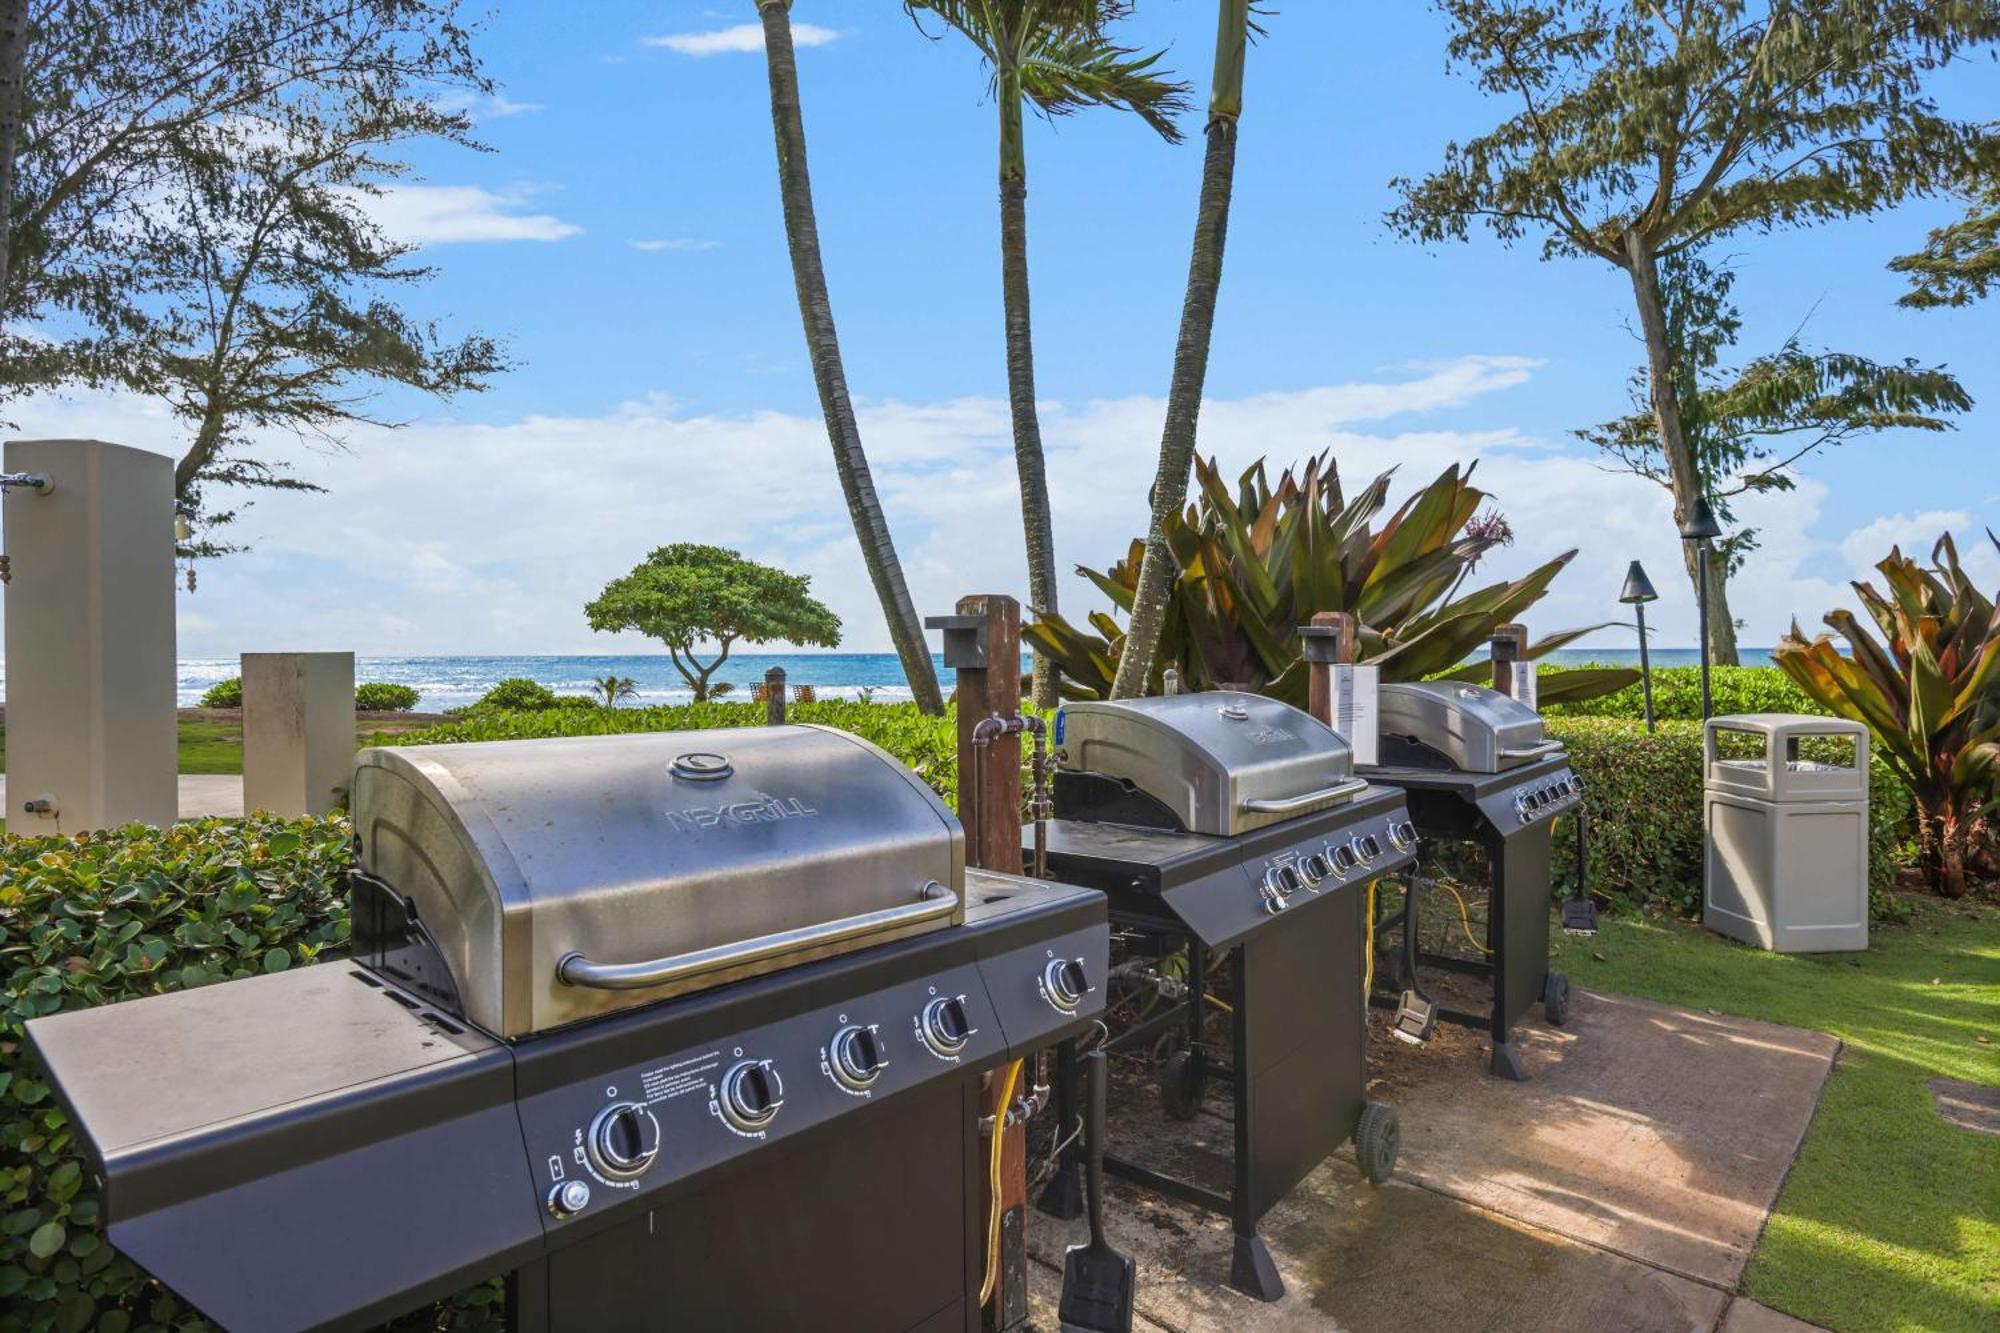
[1539,664,1819,722]
[196,678,242,709]
[355,682,421,712]
[395,700,967,810]
[0,817,355,1332]
[1547,717,1911,916]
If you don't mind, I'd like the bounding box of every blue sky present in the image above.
[13,2,1997,658]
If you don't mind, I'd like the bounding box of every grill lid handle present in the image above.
[1499,740,1563,760]
[556,881,960,992]
[1239,777,1369,815]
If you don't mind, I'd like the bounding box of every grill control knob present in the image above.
[719,1060,784,1132]
[587,1102,661,1180]
[1387,821,1418,852]
[1514,791,1533,822]
[1329,842,1358,875]
[1044,958,1091,1012]
[1300,851,1331,884]
[1349,835,1377,867]
[830,1024,888,1090]
[547,1178,591,1219]
[920,996,975,1057]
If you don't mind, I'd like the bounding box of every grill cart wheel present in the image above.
[1543,971,1572,1027]
[1158,1049,1205,1121]
[1355,1100,1400,1185]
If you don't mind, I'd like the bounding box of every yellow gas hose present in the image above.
[1363,880,1377,1001]
[979,1058,1023,1309]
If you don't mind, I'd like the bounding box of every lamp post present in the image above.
[1619,560,1660,732]
[1679,496,1722,721]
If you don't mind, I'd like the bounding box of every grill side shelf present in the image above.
[26,961,542,1332]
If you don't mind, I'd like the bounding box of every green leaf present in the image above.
[265,832,302,857]
[262,948,291,973]
[28,1220,66,1258]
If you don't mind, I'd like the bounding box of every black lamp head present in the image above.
[1679,495,1722,542]
[1619,560,1659,605]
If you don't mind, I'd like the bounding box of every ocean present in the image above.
[146,648,1775,712]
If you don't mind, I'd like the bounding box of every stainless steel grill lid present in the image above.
[1377,681,1559,773]
[350,726,965,1038]
[1053,691,1360,836]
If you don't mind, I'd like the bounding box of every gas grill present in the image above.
[30,727,1107,1332]
[1028,691,1415,1302]
[1362,681,1588,1080]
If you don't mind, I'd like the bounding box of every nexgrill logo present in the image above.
[664,797,818,833]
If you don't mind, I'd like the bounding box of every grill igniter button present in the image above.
[587,1102,661,1180]
[1044,958,1091,1013]
[547,1178,591,1219]
[829,1024,888,1090]
[720,1060,784,1132]
[920,996,975,1056]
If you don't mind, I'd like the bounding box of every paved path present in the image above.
[1027,986,1839,1332]
[0,774,245,822]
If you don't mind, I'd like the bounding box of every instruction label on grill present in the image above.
[1332,665,1379,766]
[643,1051,721,1102]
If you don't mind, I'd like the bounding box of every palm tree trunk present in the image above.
[755,0,944,714]
[0,0,30,308]
[1624,234,1741,667]
[1109,0,1248,700]
[998,86,1060,710]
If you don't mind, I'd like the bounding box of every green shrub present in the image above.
[0,816,352,1331]
[197,678,242,709]
[470,677,559,711]
[1539,664,1819,722]
[355,682,421,712]
[1547,718,1911,916]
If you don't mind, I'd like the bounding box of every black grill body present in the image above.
[1362,750,1582,1080]
[29,877,1105,1332]
[1029,775,1413,1302]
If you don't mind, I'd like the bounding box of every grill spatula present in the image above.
[1059,1048,1136,1333]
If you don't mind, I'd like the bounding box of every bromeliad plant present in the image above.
[1024,454,1638,704]
[1776,533,2000,898]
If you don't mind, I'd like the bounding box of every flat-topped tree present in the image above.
[586,544,842,703]
[1387,0,2000,665]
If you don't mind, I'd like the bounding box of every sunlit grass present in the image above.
[1555,898,2000,1332]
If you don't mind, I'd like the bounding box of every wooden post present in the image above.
[1491,622,1528,696]
[941,594,1022,875]
[1303,610,1358,729]
[763,666,787,725]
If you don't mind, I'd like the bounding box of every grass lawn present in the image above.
[1554,898,2000,1333]
[0,714,434,777]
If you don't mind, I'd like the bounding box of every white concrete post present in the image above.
[242,653,355,817]
[2,439,177,833]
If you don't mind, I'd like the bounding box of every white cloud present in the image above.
[340,184,580,245]
[0,358,1923,660]
[632,238,720,252]
[642,23,839,56]
[431,91,545,121]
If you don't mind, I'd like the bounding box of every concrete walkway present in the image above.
[0,774,245,821]
[1027,986,1839,1332]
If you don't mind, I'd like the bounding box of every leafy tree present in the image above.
[0,0,28,303]
[904,1,1187,710]
[1113,0,1256,699]
[1892,174,1999,308]
[593,674,639,707]
[1579,252,1972,659]
[1387,0,1999,664]
[753,0,944,714]
[585,544,841,702]
[2,0,498,547]
[156,107,505,553]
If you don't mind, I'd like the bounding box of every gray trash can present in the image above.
[1703,713,1870,953]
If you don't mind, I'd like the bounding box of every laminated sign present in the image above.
[1331,664,1379,766]
[1509,662,1538,712]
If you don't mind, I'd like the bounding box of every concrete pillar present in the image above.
[242,653,355,817]
[3,439,178,833]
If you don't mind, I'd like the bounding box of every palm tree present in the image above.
[593,674,638,707]
[754,0,946,714]
[1110,0,1253,699]
[905,1,1187,709]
